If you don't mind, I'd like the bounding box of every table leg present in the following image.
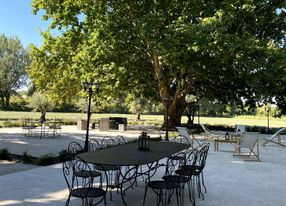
[214,141,218,151]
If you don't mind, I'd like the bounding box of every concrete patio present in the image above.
[0,126,285,206]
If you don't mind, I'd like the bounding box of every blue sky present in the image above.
[0,0,49,47]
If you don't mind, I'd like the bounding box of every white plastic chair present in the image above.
[233,132,261,161]
[262,128,286,147]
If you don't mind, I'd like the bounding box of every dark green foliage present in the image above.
[37,154,56,166]
[21,151,34,163]
[58,149,72,162]
[0,148,11,160]
[0,33,29,110]
[30,0,286,126]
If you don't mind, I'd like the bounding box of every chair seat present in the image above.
[180,165,202,175]
[163,175,190,183]
[175,168,196,177]
[71,187,106,198]
[75,170,101,178]
[169,155,185,161]
[147,180,178,190]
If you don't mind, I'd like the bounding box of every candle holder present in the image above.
[225,131,230,140]
[138,131,150,151]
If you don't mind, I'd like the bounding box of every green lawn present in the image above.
[0,111,285,129]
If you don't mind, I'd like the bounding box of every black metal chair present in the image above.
[168,135,191,164]
[142,159,182,206]
[67,141,84,156]
[175,143,210,205]
[67,141,101,180]
[115,135,128,144]
[161,148,198,206]
[173,148,199,206]
[88,138,102,151]
[193,143,210,199]
[143,180,180,206]
[63,157,108,206]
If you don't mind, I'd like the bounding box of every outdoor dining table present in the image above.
[22,120,62,137]
[77,141,190,205]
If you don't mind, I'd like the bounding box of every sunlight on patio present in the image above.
[0,200,22,206]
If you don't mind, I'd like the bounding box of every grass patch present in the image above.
[0,111,285,130]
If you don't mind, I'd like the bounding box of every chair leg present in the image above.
[175,188,181,206]
[143,185,148,206]
[201,171,207,193]
[65,195,70,206]
[187,180,195,206]
[197,175,204,200]
[180,184,185,206]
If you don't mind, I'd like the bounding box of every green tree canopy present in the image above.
[0,33,29,109]
[29,0,286,125]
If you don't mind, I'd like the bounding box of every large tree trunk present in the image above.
[150,53,189,128]
[4,93,10,109]
[39,112,46,123]
[0,95,4,109]
[168,97,186,127]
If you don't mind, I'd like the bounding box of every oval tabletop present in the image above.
[77,141,190,166]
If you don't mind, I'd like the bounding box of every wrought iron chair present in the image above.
[167,135,191,167]
[63,157,108,206]
[67,141,101,179]
[115,135,128,144]
[143,160,182,206]
[174,148,199,206]
[162,146,195,206]
[88,138,102,151]
[178,143,210,200]
[67,141,84,156]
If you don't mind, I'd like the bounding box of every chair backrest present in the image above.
[88,138,102,151]
[184,148,199,167]
[196,143,210,169]
[240,132,260,148]
[101,136,117,148]
[175,127,192,143]
[67,141,84,157]
[63,158,94,191]
[266,127,286,141]
[115,135,128,144]
[235,124,246,135]
[63,157,108,203]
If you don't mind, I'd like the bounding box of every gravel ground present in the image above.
[0,160,40,176]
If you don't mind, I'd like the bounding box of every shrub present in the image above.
[21,151,34,163]
[58,149,71,162]
[0,148,11,160]
[37,154,56,166]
